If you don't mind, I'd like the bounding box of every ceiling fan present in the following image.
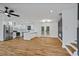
[0,6,20,17]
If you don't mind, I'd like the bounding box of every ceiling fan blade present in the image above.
[9,10,14,13]
[4,6,20,17]
[10,13,20,17]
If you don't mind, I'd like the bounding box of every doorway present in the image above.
[41,26,50,36]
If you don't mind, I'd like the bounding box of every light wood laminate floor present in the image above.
[0,37,70,56]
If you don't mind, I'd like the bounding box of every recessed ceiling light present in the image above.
[41,19,52,23]
[41,20,46,23]
[47,20,52,22]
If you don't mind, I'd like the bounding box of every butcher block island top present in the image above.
[0,37,70,56]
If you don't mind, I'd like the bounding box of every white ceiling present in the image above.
[0,3,77,22]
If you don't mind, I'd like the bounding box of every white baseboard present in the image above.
[0,39,4,41]
[65,46,73,56]
[58,37,63,43]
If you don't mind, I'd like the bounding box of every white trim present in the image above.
[65,46,73,56]
[58,37,63,43]
[69,44,77,51]
[0,39,4,41]
[73,41,77,44]
[58,37,73,56]
[57,37,65,48]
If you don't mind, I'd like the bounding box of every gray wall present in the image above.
[62,4,77,46]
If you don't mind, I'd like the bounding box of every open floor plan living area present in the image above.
[0,3,78,56]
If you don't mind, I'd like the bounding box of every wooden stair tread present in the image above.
[66,45,76,53]
[71,43,77,47]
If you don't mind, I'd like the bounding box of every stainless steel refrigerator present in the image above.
[3,24,13,41]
